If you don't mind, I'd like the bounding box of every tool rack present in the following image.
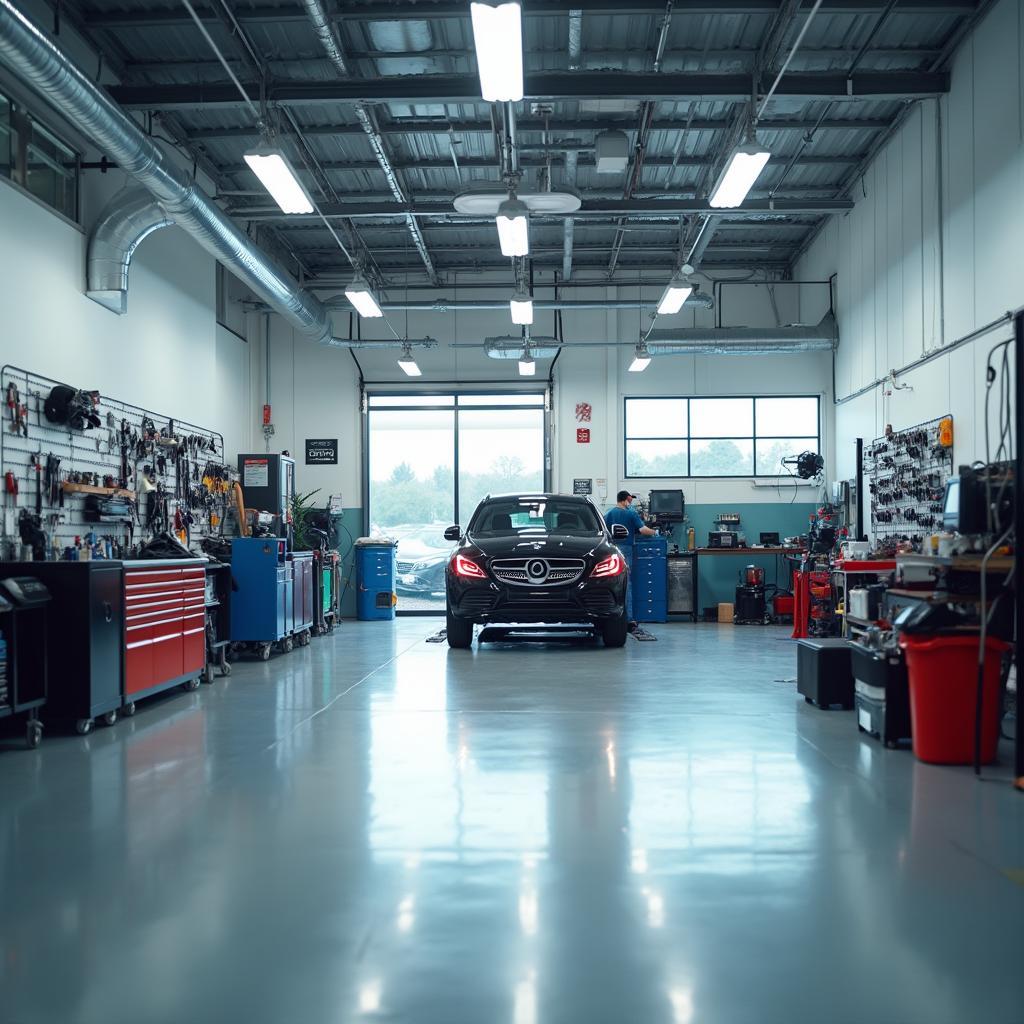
[0,365,229,559]
[862,415,954,545]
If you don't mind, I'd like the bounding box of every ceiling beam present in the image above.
[107,71,950,109]
[224,153,862,176]
[83,0,978,29]
[188,116,891,141]
[227,197,854,221]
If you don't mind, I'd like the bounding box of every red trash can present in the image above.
[898,634,1010,765]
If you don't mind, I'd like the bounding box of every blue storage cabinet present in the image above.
[230,538,291,643]
[356,541,396,621]
[632,537,668,623]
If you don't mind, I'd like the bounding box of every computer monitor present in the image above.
[942,477,960,532]
[648,489,685,522]
[759,532,780,546]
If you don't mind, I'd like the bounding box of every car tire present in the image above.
[601,609,629,648]
[446,608,474,649]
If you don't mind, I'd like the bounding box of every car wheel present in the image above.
[446,608,473,649]
[601,609,629,648]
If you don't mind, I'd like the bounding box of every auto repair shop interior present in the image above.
[1,1,1023,1021]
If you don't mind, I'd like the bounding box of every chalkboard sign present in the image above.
[573,478,593,495]
[305,438,338,465]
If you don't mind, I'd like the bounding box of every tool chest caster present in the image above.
[26,718,42,749]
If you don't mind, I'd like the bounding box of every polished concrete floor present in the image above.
[2,620,1024,1024]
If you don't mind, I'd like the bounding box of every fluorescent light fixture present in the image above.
[709,140,771,209]
[496,198,529,257]
[518,350,536,376]
[344,274,383,318]
[657,271,694,316]
[243,145,314,214]
[398,344,422,377]
[510,288,534,325]
[629,342,651,373]
[470,1,523,102]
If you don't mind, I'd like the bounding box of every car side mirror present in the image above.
[444,525,462,541]
[610,524,628,539]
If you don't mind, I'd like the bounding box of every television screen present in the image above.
[942,478,959,530]
[649,489,684,520]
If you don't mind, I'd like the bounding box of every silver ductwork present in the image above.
[644,312,838,355]
[0,0,336,344]
[485,337,561,360]
[86,188,174,314]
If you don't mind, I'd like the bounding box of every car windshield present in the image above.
[471,498,602,537]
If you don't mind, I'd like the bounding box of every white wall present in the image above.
[795,0,1024,479]
[255,275,834,513]
[0,176,224,432]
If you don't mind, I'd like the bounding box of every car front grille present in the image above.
[490,557,586,587]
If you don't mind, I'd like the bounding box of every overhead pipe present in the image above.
[643,312,837,355]
[567,9,583,70]
[485,337,561,360]
[86,188,174,314]
[299,0,439,284]
[0,0,337,344]
[347,338,438,350]
[325,294,715,312]
[562,149,578,281]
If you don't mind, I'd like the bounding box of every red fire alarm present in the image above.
[262,404,272,426]
[577,428,591,444]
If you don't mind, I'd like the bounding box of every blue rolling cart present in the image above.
[229,539,314,660]
[632,537,668,623]
[355,540,396,621]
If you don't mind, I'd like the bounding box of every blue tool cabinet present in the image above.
[632,537,668,623]
[230,538,292,643]
[356,541,396,621]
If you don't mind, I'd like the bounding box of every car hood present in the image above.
[468,534,609,560]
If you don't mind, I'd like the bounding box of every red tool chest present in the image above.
[123,561,206,701]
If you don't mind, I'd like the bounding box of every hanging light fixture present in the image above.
[518,347,536,376]
[243,143,314,215]
[470,1,524,102]
[709,139,771,209]
[628,341,651,373]
[657,266,695,316]
[397,343,422,377]
[345,273,383,318]
[510,287,534,325]
[496,197,529,257]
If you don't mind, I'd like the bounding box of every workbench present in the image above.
[690,547,802,620]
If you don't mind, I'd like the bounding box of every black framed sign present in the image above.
[305,438,338,465]
[573,478,593,495]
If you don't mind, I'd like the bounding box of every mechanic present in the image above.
[604,490,657,632]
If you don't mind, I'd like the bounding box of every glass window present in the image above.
[626,439,688,477]
[624,395,819,478]
[689,398,753,438]
[625,398,686,439]
[457,393,545,406]
[368,395,455,407]
[470,498,601,536]
[0,88,78,222]
[756,397,818,438]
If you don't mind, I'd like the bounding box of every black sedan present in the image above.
[444,493,630,649]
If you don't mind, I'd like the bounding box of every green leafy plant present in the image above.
[291,488,322,551]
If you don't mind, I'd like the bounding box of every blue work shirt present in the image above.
[604,504,646,546]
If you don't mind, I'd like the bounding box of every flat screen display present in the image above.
[649,489,684,520]
[942,478,960,530]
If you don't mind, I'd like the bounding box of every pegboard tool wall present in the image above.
[0,365,230,557]
[863,414,954,543]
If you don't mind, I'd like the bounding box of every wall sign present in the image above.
[305,438,338,465]
[576,428,591,444]
[573,478,593,495]
[243,457,269,487]
[575,402,592,423]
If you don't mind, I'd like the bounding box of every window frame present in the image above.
[623,394,821,479]
[0,87,80,225]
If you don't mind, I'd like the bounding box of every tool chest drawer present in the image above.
[122,560,207,699]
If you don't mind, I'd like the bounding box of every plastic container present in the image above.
[898,634,1009,764]
[355,541,397,621]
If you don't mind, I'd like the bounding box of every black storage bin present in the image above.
[797,637,853,710]
[851,642,911,747]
